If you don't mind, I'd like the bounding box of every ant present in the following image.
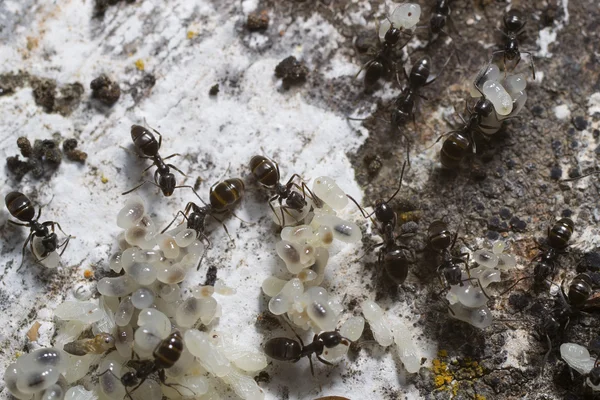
[264,328,350,376]
[99,331,185,399]
[123,124,192,197]
[429,0,459,40]
[355,12,414,89]
[347,162,413,284]
[5,191,70,270]
[249,155,321,226]
[500,218,574,294]
[161,178,245,269]
[427,220,473,289]
[491,9,536,79]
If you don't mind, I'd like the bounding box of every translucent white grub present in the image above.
[126,262,158,286]
[117,232,130,251]
[115,324,134,358]
[92,297,116,336]
[134,325,164,352]
[304,247,329,287]
[157,234,180,259]
[312,176,348,210]
[138,308,171,339]
[448,303,493,329]
[340,316,365,342]
[392,321,420,374]
[192,285,216,299]
[156,261,187,284]
[215,279,236,295]
[497,253,517,271]
[483,80,513,116]
[120,247,145,271]
[470,267,501,288]
[136,214,156,236]
[492,241,508,255]
[64,386,97,400]
[268,278,303,315]
[281,225,315,244]
[156,282,181,302]
[311,214,361,243]
[297,268,317,283]
[109,252,123,273]
[560,343,597,375]
[98,356,126,399]
[125,226,156,249]
[16,366,61,394]
[447,283,488,308]
[185,329,231,377]
[97,275,138,297]
[130,378,162,400]
[64,354,97,384]
[221,368,265,400]
[270,198,312,227]
[186,239,206,258]
[39,383,64,400]
[361,300,393,346]
[174,228,196,248]
[473,249,499,269]
[54,301,104,324]
[4,363,32,400]
[32,237,60,269]
[470,64,500,97]
[131,288,155,309]
[262,276,287,297]
[391,3,421,29]
[508,90,527,118]
[502,73,527,96]
[142,249,163,263]
[117,195,145,229]
[321,340,350,364]
[162,374,209,398]
[115,296,134,327]
[175,296,218,328]
[276,240,306,274]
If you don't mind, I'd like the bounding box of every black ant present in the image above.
[500,218,574,294]
[161,178,245,269]
[427,220,472,289]
[123,124,192,197]
[491,9,536,79]
[264,328,350,376]
[347,162,413,284]
[5,191,70,270]
[355,12,414,89]
[248,155,321,226]
[99,331,185,399]
[429,0,459,39]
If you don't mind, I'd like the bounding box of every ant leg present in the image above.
[540,334,553,376]
[173,185,209,207]
[425,129,462,150]
[57,235,71,257]
[17,234,33,271]
[149,126,163,150]
[163,153,181,161]
[281,317,305,346]
[520,51,536,80]
[386,161,407,203]
[161,209,190,234]
[207,213,233,243]
[346,195,377,220]
[195,233,212,271]
[167,164,187,177]
[268,197,285,227]
[316,355,334,366]
[354,60,375,80]
[308,355,315,376]
[122,180,155,195]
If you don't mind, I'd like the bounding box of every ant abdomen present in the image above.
[6,191,35,222]
[249,155,279,187]
[131,124,159,156]
[209,178,245,212]
[547,218,574,249]
[440,132,470,169]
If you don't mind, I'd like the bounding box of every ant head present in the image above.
[474,98,495,118]
[41,233,58,253]
[384,27,401,45]
[319,331,343,348]
[121,371,138,387]
[442,263,463,286]
[158,173,177,196]
[533,261,552,283]
[567,274,593,307]
[374,200,395,224]
[504,10,524,32]
[430,14,446,34]
[589,366,600,387]
[428,220,452,251]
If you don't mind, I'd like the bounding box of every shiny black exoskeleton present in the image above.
[427,220,470,288]
[532,218,574,285]
[249,155,320,225]
[492,9,535,79]
[347,162,412,283]
[264,330,349,375]
[430,0,457,37]
[161,178,245,269]
[123,125,188,197]
[5,191,70,269]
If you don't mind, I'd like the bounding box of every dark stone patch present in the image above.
[90,75,121,106]
[204,265,218,286]
[247,11,269,31]
[274,56,308,89]
[571,115,588,131]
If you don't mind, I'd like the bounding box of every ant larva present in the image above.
[491,9,536,79]
[123,125,193,197]
[161,178,245,269]
[5,191,71,270]
[347,162,413,284]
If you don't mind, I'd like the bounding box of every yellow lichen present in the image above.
[474,395,486,400]
[438,349,448,358]
[101,175,108,184]
[187,30,196,39]
[134,59,145,71]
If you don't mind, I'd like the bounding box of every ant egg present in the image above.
[109,252,123,273]
[186,240,205,257]
[131,288,155,309]
[192,285,215,299]
[185,329,231,377]
[471,64,500,97]
[117,195,145,229]
[131,379,162,400]
[276,241,305,274]
[502,73,527,96]
[297,268,317,282]
[340,316,365,342]
[117,232,131,251]
[312,176,348,210]
[560,343,597,375]
[175,229,197,247]
[448,303,493,329]
[175,297,218,328]
[115,325,134,358]
[54,301,104,323]
[391,3,421,29]
[138,308,171,334]
[120,247,145,270]
[473,249,499,269]
[158,234,180,259]
[64,385,94,400]
[125,226,156,249]
[64,354,95,384]
[281,225,315,244]
[470,267,501,288]
[508,90,527,118]
[156,282,182,302]
[314,225,334,247]
[262,276,287,297]
[215,279,236,295]
[222,368,265,400]
[312,214,361,243]
[115,296,134,326]
[452,284,488,308]
[97,275,138,297]
[305,247,329,287]
[162,375,209,397]
[392,321,420,374]
[483,80,513,116]
[497,253,517,271]
[124,262,157,286]
[299,244,316,265]
[361,300,394,346]
[40,384,64,400]
[492,241,507,254]
[98,356,126,400]
[134,325,164,351]
[306,300,337,331]
[156,262,187,284]
[4,363,32,399]
[268,278,303,315]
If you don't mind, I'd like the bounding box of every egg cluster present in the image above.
[446,241,516,328]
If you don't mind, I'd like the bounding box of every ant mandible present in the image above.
[5,191,70,270]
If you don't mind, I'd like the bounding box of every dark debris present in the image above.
[274,56,308,89]
[90,75,121,106]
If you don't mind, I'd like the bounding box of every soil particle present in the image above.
[204,265,218,286]
[31,77,84,116]
[274,56,308,89]
[62,139,88,163]
[209,84,220,96]
[247,11,269,31]
[90,75,121,106]
[0,71,29,96]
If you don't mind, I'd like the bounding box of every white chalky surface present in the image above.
[0,0,433,399]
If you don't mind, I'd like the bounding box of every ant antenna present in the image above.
[386,161,408,203]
